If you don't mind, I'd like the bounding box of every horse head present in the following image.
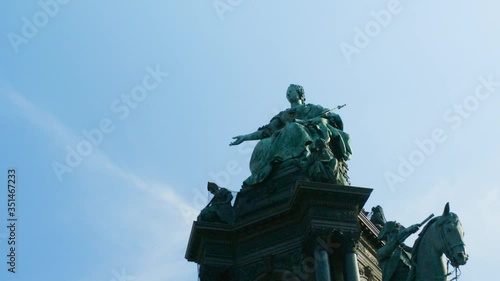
[436,202,468,267]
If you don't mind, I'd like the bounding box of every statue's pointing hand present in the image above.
[230,135,246,146]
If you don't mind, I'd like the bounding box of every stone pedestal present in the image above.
[186,173,383,281]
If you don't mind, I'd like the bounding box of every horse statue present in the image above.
[408,202,468,281]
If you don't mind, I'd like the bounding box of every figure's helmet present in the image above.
[207,182,219,193]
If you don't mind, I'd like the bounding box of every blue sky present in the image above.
[1,0,499,280]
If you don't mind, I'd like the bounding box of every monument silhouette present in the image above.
[185,85,467,281]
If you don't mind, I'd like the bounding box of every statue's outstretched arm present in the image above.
[230,117,282,146]
[230,131,265,146]
[397,224,420,244]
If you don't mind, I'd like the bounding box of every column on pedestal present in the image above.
[344,246,360,281]
[314,247,332,281]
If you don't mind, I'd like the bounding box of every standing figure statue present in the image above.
[197,182,234,224]
[377,221,420,281]
[230,84,352,186]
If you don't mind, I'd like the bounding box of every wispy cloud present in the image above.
[4,89,196,214]
[5,88,76,145]
[3,88,199,280]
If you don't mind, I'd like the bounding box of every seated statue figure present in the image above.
[197,182,234,224]
[230,84,352,186]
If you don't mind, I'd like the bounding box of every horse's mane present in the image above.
[407,216,440,281]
